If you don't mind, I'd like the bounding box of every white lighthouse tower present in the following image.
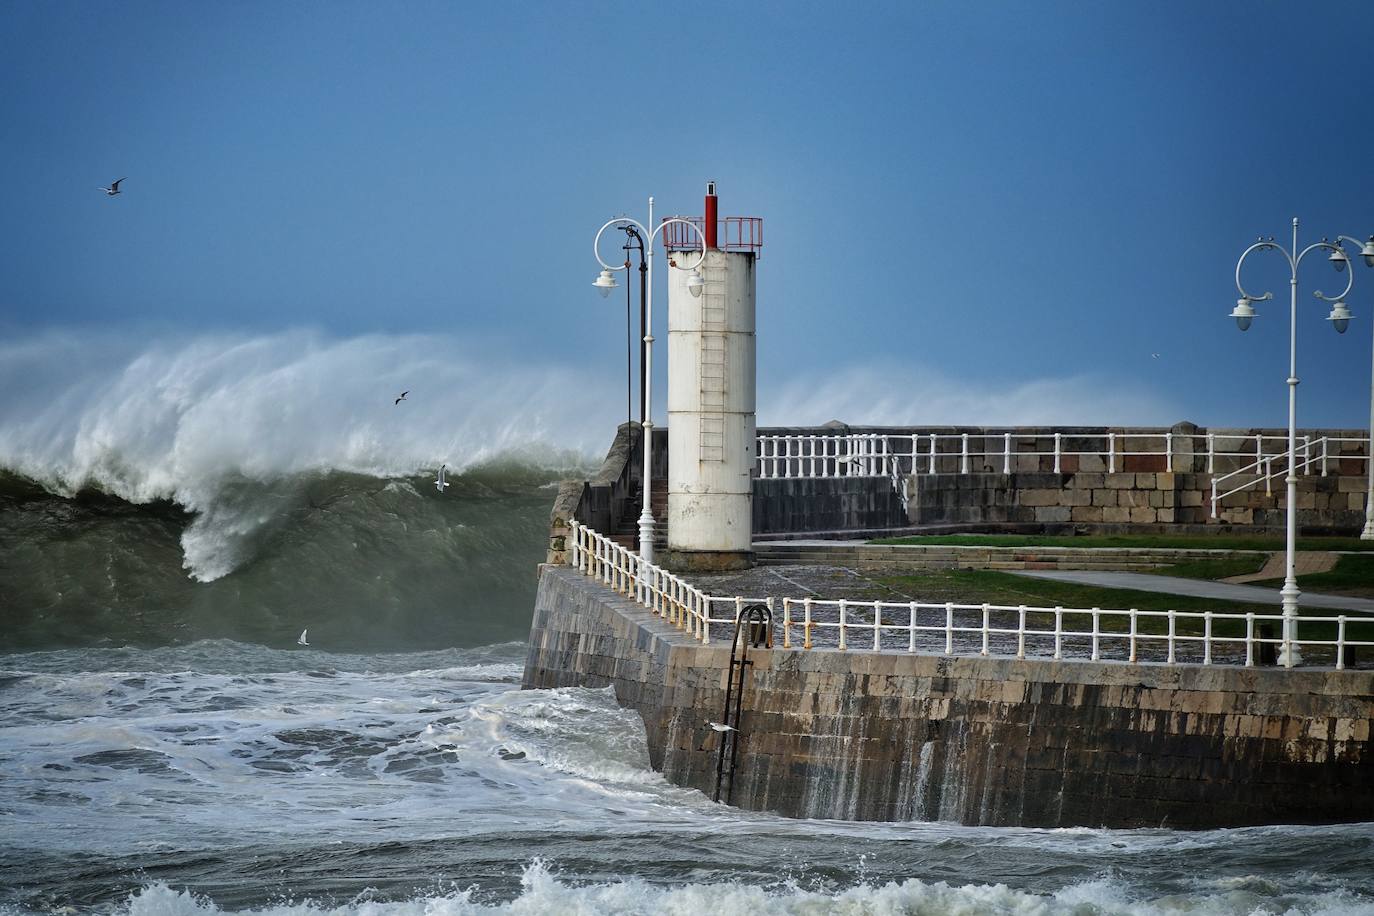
[663,182,761,571]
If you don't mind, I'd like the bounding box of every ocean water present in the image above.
[2,334,1373,914]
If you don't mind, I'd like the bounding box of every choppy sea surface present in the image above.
[5,640,1374,916]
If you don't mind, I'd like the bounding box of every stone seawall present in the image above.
[524,566,1374,829]
[909,470,1365,532]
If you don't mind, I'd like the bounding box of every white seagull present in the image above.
[99,178,126,196]
[394,390,409,405]
[297,629,309,647]
[435,463,450,493]
[708,721,737,733]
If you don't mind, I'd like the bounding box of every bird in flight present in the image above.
[708,721,737,733]
[394,390,409,405]
[297,629,310,647]
[1151,353,1160,359]
[99,178,126,196]
[435,463,450,493]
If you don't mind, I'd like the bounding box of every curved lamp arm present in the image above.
[649,217,708,272]
[594,217,651,272]
[1301,241,1355,303]
[1235,240,1291,302]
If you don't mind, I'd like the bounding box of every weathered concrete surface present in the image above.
[524,566,1374,829]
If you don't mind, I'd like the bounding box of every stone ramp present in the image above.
[1222,551,1338,584]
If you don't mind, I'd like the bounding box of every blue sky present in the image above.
[4,1,1374,430]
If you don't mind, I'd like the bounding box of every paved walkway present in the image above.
[1008,569,1374,613]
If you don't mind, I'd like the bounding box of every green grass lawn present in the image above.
[869,533,1374,552]
[1249,555,1374,598]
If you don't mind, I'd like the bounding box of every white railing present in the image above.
[756,431,1176,479]
[1210,436,1371,517]
[757,430,1372,481]
[567,521,1374,669]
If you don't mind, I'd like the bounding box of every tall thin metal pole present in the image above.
[1280,217,1301,666]
[639,195,656,563]
[639,246,648,425]
[1365,313,1374,537]
[624,240,632,430]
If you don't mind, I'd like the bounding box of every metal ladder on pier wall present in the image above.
[714,603,771,805]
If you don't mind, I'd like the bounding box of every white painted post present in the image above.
[1053,607,1063,659]
[1017,605,1027,659]
[1210,478,1218,519]
[1245,613,1254,667]
[1265,458,1273,497]
[1054,433,1062,473]
[1207,432,1215,474]
[803,597,813,650]
[1167,610,1176,664]
[1128,610,1138,663]
[980,603,990,656]
[1321,437,1329,477]
[782,598,791,648]
[1108,432,1116,474]
[961,433,970,475]
[1337,616,1347,670]
[1090,608,1100,661]
[838,599,848,651]
[1004,432,1012,474]
[928,433,937,475]
[706,591,714,642]
[1203,611,1213,665]
[1302,435,1311,475]
[911,434,920,477]
[1166,432,1173,472]
[909,602,918,654]
[945,602,954,656]
[873,600,882,651]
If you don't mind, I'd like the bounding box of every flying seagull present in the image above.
[99,178,126,196]
[708,721,737,733]
[1151,353,1160,359]
[394,390,409,405]
[297,629,309,647]
[435,463,450,493]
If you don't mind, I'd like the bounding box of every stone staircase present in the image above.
[610,478,668,552]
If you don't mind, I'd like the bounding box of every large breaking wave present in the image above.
[0,330,617,650]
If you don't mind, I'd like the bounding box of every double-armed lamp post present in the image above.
[592,198,706,562]
[1230,218,1373,665]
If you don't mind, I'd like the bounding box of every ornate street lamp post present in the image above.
[592,198,706,563]
[1230,218,1362,666]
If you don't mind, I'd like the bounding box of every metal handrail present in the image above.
[567,521,1373,670]
[1210,436,1372,517]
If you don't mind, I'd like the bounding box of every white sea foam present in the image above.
[105,863,1374,916]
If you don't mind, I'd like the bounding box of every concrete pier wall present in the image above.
[523,566,1374,829]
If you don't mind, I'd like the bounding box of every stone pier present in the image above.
[523,565,1374,828]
